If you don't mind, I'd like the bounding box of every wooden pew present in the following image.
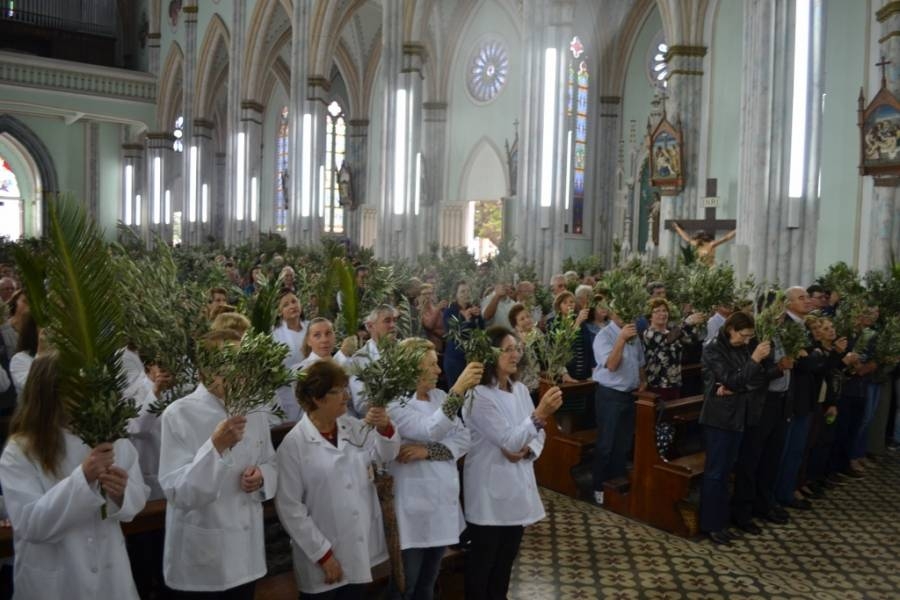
[603,391,705,537]
[533,379,597,499]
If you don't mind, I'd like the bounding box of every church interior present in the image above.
[1,0,900,599]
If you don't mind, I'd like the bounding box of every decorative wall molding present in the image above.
[0,51,156,103]
[361,207,378,248]
[440,205,466,248]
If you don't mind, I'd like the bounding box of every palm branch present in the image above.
[241,273,283,334]
[15,198,137,517]
[334,258,359,336]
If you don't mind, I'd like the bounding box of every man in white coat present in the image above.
[158,329,277,598]
[349,304,398,417]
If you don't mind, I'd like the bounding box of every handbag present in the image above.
[655,397,675,461]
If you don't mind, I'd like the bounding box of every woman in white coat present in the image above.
[272,292,309,421]
[158,329,277,598]
[386,339,481,600]
[0,352,148,599]
[463,326,563,600]
[275,359,400,599]
[297,318,352,371]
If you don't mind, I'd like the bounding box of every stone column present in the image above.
[403,42,427,259]
[180,2,198,246]
[145,132,172,241]
[866,1,900,272]
[192,119,215,239]
[214,151,227,242]
[593,96,621,261]
[307,77,330,246]
[376,0,406,260]
[734,0,823,284]
[422,101,447,255]
[224,0,246,247]
[122,143,144,237]
[147,2,161,75]
[516,0,574,282]
[288,0,312,246]
[84,121,99,220]
[236,102,264,245]
[345,118,369,245]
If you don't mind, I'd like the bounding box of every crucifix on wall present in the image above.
[665,178,737,266]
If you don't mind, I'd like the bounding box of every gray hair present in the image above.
[365,304,398,325]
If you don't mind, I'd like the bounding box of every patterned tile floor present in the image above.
[509,451,900,599]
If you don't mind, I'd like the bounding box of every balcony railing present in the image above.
[0,0,116,37]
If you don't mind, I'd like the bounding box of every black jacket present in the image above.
[700,331,772,432]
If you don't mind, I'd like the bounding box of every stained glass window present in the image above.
[274,106,289,232]
[324,100,345,234]
[467,40,509,103]
[0,157,20,198]
[567,36,588,235]
[173,115,184,152]
[648,31,668,88]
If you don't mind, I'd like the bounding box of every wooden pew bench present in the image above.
[533,379,597,499]
[603,391,706,537]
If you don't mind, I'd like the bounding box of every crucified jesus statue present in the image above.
[671,222,736,266]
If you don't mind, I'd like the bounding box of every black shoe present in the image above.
[799,485,824,499]
[824,474,845,487]
[734,520,763,535]
[786,498,813,510]
[841,468,865,479]
[724,528,743,540]
[760,508,789,524]
[708,530,731,545]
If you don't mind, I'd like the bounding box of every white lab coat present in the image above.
[297,350,351,371]
[349,339,381,417]
[273,322,308,422]
[0,434,148,600]
[118,347,146,391]
[124,374,166,500]
[275,413,400,595]
[463,382,546,526]
[158,384,277,592]
[387,389,470,549]
[9,352,33,396]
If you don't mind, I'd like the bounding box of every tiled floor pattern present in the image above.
[509,452,900,599]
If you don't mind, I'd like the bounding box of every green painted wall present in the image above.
[446,1,521,205]
[621,7,661,168]
[706,0,743,220]
[816,0,867,269]
[97,122,122,234]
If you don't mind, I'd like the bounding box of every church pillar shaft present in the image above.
[181,2,198,246]
[423,102,447,255]
[224,0,246,247]
[593,97,620,262]
[866,3,900,271]
[122,143,144,239]
[145,133,173,244]
[517,0,574,282]
[346,119,369,246]
[191,119,214,242]
[233,103,264,245]
[288,0,312,247]
[735,0,822,284]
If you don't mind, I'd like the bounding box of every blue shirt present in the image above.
[591,321,645,392]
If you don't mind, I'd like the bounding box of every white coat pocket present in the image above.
[487,463,519,501]
[400,479,433,514]
[182,524,223,567]
[17,563,62,599]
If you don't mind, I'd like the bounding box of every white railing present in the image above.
[0,0,117,36]
[0,51,156,102]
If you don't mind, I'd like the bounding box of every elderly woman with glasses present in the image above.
[699,312,771,545]
[463,326,563,599]
[275,359,400,599]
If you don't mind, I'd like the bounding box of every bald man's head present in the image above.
[785,286,811,317]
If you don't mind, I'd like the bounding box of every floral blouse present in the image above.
[642,324,701,389]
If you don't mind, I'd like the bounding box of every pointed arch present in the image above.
[0,114,60,233]
[334,39,361,118]
[243,0,290,102]
[194,14,230,118]
[157,42,184,131]
[459,137,507,203]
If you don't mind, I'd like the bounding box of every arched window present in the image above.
[648,31,668,88]
[567,36,588,234]
[324,100,346,234]
[0,156,22,239]
[173,115,184,152]
[274,106,289,232]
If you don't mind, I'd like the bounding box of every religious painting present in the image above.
[168,0,182,29]
[859,82,900,181]
[647,116,683,193]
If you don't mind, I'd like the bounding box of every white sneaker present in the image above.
[593,491,604,505]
